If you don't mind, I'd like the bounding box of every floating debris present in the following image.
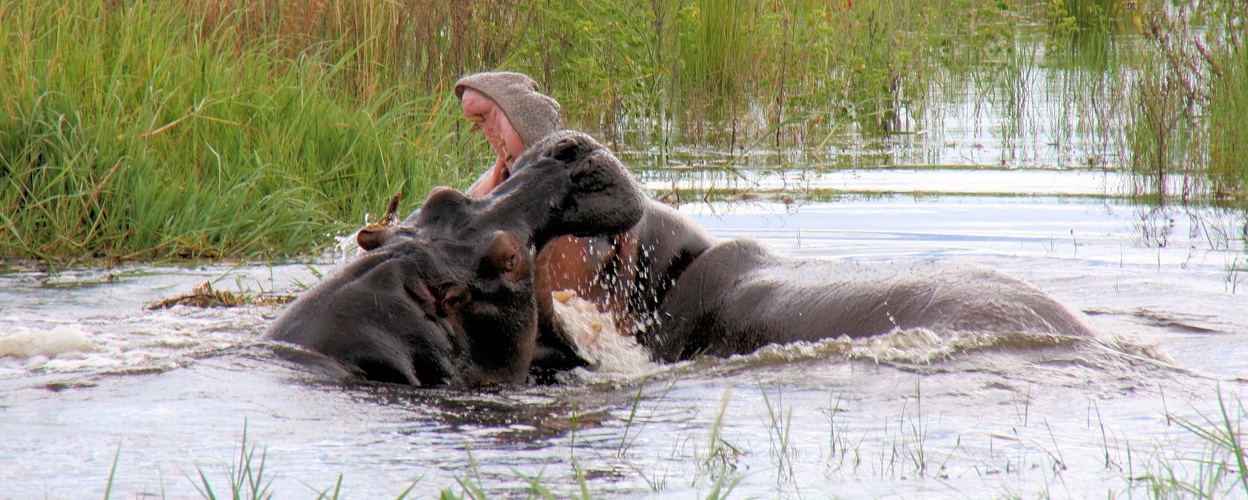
[146,280,295,309]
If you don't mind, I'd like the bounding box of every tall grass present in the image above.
[0,0,1022,261]
[1204,5,1248,200]
[1129,1,1248,205]
[0,0,481,261]
[3,0,1245,260]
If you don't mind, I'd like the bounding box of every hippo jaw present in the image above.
[266,230,537,387]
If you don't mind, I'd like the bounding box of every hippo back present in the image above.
[639,238,1094,362]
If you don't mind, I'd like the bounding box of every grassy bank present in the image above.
[2,0,1245,260]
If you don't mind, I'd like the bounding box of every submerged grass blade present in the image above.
[103,441,122,500]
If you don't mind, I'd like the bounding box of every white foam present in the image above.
[552,293,656,375]
[0,325,94,361]
[849,327,955,364]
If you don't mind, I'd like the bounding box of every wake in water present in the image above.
[0,325,94,370]
[0,306,271,387]
[545,286,1189,393]
[0,251,1189,397]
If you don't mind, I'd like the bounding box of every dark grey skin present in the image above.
[634,238,1094,362]
[265,131,648,386]
[267,130,1094,386]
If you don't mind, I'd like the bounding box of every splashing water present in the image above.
[551,291,656,376]
[335,230,365,265]
[0,325,94,368]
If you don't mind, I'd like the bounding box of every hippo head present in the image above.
[265,131,645,387]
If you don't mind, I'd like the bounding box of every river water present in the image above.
[4,36,1248,500]
[3,164,1246,498]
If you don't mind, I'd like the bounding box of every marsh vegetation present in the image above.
[1,0,1245,260]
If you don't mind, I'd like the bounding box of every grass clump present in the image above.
[1141,387,1248,498]
[4,0,1246,261]
[0,0,1034,261]
[0,0,478,261]
[1204,5,1248,200]
[1129,1,1248,205]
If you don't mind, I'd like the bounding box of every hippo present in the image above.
[266,130,1093,386]
[265,131,649,385]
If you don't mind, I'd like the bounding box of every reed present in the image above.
[1142,387,1248,498]
[191,422,274,500]
[1204,6,1248,200]
[1129,1,1248,205]
[3,0,1245,260]
[0,0,482,260]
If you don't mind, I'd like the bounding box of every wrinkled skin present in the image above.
[269,130,1095,386]
[265,131,646,387]
[456,83,714,344]
[454,80,647,341]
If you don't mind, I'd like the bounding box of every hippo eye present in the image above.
[431,281,469,317]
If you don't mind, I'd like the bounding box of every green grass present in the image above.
[1205,16,1248,200]
[1129,2,1248,205]
[0,0,479,261]
[2,0,1245,260]
[1142,387,1248,498]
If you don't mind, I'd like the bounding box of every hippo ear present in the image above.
[356,226,395,251]
[480,231,530,282]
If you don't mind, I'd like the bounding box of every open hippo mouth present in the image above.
[264,131,646,387]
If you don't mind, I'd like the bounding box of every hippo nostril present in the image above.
[549,138,581,163]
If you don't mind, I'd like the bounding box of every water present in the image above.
[2,176,1246,498]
